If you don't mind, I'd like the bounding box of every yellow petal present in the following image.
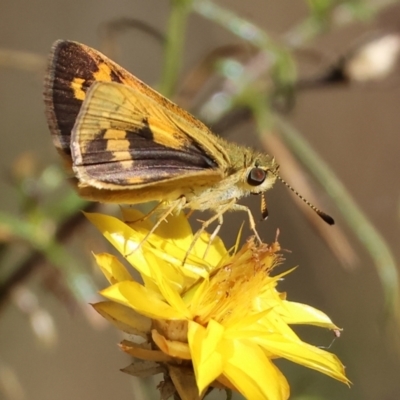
[141,249,188,293]
[254,333,350,384]
[152,273,191,319]
[193,232,227,265]
[152,329,191,359]
[93,253,132,284]
[120,207,153,230]
[149,244,212,280]
[145,250,192,318]
[100,281,186,320]
[87,212,212,282]
[85,212,142,250]
[184,279,209,309]
[188,320,224,393]
[224,309,273,336]
[153,211,194,250]
[258,308,301,341]
[92,301,150,336]
[222,339,289,400]
[85,213,153,277]
[279,301,340,329]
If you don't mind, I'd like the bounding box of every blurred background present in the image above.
[1,0,400,399]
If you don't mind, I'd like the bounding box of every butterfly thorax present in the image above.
[183,147,279,211]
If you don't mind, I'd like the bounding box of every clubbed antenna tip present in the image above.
[317,210,335,225]
[272,172,335,226]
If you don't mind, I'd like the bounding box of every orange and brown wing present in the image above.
[44,40,228,167]
[44,40,232,204]
[71,81,224,190]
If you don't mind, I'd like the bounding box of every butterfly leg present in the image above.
[203,214,223,258]
[183,198,235,264]
[123,201,163,224]
[230,203,262,243]
[123,197,186,257]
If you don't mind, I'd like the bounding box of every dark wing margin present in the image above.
[43,40,130,162]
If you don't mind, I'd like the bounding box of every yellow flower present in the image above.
[88,209,349,400]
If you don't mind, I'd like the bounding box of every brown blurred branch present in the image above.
[0,49,45,73]
[98,17,164,60]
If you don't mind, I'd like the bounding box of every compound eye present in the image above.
[247,167,267,186]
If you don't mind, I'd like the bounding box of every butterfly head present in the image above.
[243,153,335,225]
[244,154,279,195]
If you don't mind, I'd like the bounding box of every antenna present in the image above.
[272,173,335,225]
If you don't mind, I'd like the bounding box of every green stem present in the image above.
[159,0,191,97]
[193,0,273,48]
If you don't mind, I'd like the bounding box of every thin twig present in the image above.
[0,49,45,73]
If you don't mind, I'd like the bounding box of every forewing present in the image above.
[44,40,229,168]
[72,81,224,189]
